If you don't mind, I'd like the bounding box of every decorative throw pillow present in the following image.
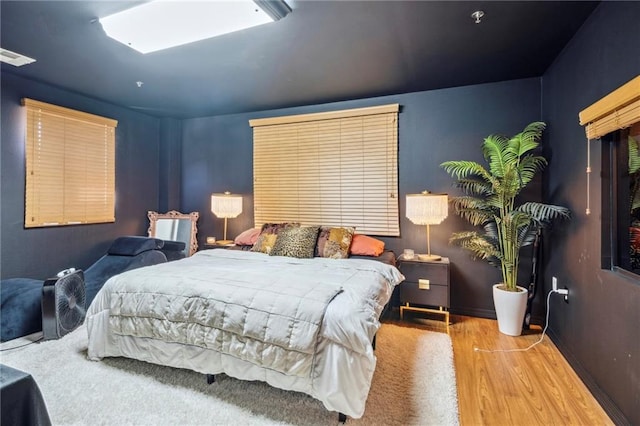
[349,234,385,257]
[251,223,299,254]
[270,226,320,258]
[315,226,355,259]
[234,227,261,246]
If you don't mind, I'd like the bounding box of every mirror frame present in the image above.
[147,210,199,256]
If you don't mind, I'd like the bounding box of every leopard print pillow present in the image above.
[251,222,299,254]
[270,226,320,259]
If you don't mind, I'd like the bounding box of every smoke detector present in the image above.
[471,10,485,24]
[0,48,36,67]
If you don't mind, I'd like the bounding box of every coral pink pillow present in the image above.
[234,228,262,246]
[350,234,385,256]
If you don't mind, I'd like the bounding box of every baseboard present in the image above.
[398,305,546,329]
[547,329,631,426]
[450,307,495,319]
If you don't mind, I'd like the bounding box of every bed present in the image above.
[85,248,403,419]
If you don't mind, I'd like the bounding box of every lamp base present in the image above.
[215,240,234,246]
[417,253,442,261]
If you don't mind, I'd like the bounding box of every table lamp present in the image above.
[406,191,448,261]
[211,191,243,244]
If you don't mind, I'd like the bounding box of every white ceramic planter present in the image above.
[492,284,528,336]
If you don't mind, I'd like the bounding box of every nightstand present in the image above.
[397,255,450,333]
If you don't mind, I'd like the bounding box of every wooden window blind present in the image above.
[23,98,118,228]
[250,104,400,236]
[579,75,640,139]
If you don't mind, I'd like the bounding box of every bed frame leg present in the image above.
[206,374,215,384]
[338,412,347,423]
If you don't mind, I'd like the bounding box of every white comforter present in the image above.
[86,249,404,418]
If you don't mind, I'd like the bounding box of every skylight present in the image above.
[99,1,281,54]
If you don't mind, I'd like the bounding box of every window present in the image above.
[23,98,117,228]
[602,123,640,274]
[250,104,400,236]
[579,75,640,275]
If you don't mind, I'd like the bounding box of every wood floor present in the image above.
[400,313,614,426]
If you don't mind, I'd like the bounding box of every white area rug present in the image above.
[1,323,459,425]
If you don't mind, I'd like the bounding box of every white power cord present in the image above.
[474,288,566,353]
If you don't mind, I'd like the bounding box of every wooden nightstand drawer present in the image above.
[399,261,448,285]
[399,281,448,308]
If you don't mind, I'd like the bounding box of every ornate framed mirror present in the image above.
[148,210,199,257]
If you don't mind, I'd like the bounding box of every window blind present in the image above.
[579,75,640,139]
[23,98,118,228]
[250,104,400,236]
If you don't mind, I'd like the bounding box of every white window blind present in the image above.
[23,98,118,228]
[250,104,400,236]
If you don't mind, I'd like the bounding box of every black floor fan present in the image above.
[42,269,86,340]
[523,230,542,330]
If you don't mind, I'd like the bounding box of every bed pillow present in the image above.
[349,234,385,257]
[234,228,261,246]
[315,226,355,259]
[251,222,299,254]
[270,226,320,259]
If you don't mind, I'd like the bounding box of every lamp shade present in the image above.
[406,192,448,225]
[211,192,242,218]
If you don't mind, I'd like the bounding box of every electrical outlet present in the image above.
[553,279,569,303]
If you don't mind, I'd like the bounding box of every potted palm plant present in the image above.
[441,122,570,336]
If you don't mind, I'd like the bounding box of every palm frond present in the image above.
[519,226,539,247]
[517,202,571,223]
[450,231,500,261]
[450,196,495,226]
[507,122,546,159]
[481,134,509,178]
[628,135,640,213]
[485,194,506,210]
[450,195,492,211]
[482,221,499,241]
[455,177,493,196]
[455,210,494,227]
[500,166,523,200]
[517,155,547,187]
[505,210,534,229]
[629,135,640,174]
[440,160,492,182]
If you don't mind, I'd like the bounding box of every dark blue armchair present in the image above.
[1,236,185,342]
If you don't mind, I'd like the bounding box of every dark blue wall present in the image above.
[159,117,182,212]
[1,73,163,279]
[542,2,640,424]
[182,77,543,319]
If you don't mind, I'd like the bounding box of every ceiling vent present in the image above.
[0,48,36,67]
